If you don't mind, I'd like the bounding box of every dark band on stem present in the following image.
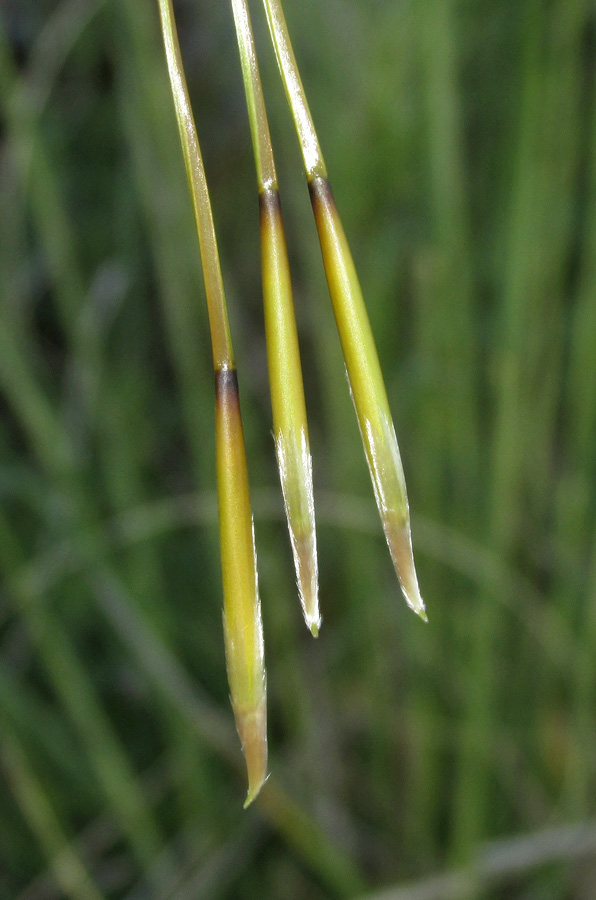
[308,175,335,214]
[215,367,239,405]
[259,187,282,224]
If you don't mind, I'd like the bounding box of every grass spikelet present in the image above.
[231,0,320,634]
[261,0,426,619]
[217,369,268,806]
[157,0,267,804]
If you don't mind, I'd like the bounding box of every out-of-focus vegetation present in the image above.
[1,1,596,898]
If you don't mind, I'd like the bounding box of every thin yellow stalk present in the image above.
[230,0,320,635]
[229,0,276,191]
[157,0,267,804]
[262,0,426,620]
[157,0,232,370]
[260,0,326,181]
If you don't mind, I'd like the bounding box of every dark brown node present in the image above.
[215,367,239,404]
[259,187,282,224]
[307,175,335,213]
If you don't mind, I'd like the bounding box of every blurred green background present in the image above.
[2,0,596,897]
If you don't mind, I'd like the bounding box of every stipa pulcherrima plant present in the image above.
[157,0,426,805]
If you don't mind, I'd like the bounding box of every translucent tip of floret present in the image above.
[384,517,427,621]
[238,697,268,808]
[276,428,321,636]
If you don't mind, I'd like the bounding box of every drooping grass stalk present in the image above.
[230,0,320,636]
[157,0,266,805]
[261,0,426,619]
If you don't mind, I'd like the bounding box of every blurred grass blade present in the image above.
[261,0,426,619]
[157,0,267,804]
[230,0,320,635]
[1,733,106,900]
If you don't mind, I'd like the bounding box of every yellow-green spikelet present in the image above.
[216,368,268,806]
[308,176,425,619]
[260,188,320,634]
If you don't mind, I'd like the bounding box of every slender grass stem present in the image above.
[156,0,232,370]
[157,0,267,805]
[261,0,425,619]
[230,0,319,635]
[260,0,326,180]
[230,0,276,193]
